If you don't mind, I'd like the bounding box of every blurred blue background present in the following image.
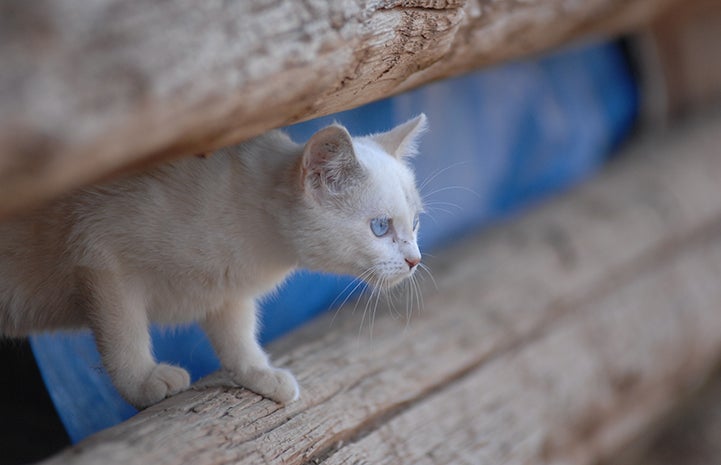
[31,40,638,443]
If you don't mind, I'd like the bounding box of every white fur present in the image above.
[0,114,427,408]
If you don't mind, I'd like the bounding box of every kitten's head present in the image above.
[294,114,427,288]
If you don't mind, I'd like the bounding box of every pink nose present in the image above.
[405,257,420,269]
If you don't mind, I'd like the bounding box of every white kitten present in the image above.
[0,115,427,408]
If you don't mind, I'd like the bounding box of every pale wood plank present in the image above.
[0,0,680,216]
[39,110,721,464]
[324,214,721,465]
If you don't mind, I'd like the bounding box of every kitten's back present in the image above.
[0,133,296,335]
[0,201,85,334]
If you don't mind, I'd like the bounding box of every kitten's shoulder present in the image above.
[238,129,297,155]
[254,129,296,147]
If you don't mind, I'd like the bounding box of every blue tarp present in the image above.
[31,40,638,442]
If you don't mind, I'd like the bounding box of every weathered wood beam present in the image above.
[0,0,679,216]
[631,0,721,123]
[42,110,721,464]
[608,372,721,465]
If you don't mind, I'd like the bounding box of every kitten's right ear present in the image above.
[371,113,428,159]
[302,125,362,198]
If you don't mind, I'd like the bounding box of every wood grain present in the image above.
[0,0,679,216]
[40,111,721,464]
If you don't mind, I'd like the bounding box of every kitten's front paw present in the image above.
[129,363,190,408]
[232,367,299,404]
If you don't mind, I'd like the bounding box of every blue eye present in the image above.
[370,217,390,237]
[413,214,420,231]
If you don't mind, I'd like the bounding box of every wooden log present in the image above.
[608,372,721,465]
[631,0,721,124]
[40,110,721,464]
[0,0,680,217]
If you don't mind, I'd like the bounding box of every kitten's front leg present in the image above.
[202,298,299,403]
[83,269,190,408]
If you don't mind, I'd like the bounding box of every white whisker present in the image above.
[404,278,413,332]
[410,273,422,319]
[423,206,456,218]
[414,274,424,315]
[358,279,380,341]
[422,185,480,201]
[386,282,401,319]
[418,263,438,291]
[424,200,464,211]
[329,267,375,327]
[418,161,471,193]
[420,209,441,225]
[369,277,385,340]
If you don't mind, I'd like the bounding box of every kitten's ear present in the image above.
[302,124,362,197]
[371,113,428,159]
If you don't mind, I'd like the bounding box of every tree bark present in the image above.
[0,0,678,216]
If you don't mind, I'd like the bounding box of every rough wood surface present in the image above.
[41,111,721,465]
[632,0,721,124]
[0,0,679,216]
[607,371,721,465]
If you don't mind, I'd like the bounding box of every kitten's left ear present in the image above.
[302,124,362,197]
[371,113,428,159]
